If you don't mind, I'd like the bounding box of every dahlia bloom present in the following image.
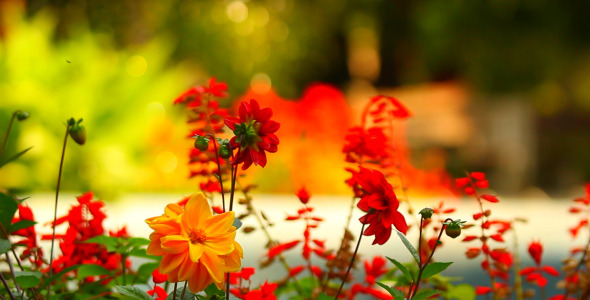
[224,99,280,170]
[146,193,243,293]
[353,167,408,245]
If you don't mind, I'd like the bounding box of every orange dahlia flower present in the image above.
[146,193,243,292]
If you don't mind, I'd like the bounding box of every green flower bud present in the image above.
[68,118,86,145]
[15,111,29,121]
[419,208,434,220]
[194,136,209,151]
[218,145,232,159]
[444,219,466,239]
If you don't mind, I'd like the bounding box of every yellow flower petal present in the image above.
[189,242,205,262]
[188,262,213,293]
[202,211,235,235]
[159,252,186,275]
[200,248,225,283]
[182,193,212,232]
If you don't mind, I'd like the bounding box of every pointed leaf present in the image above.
[77,264,111,280]
[14,271,42,288]
[0,193,18,238]
[0,146,33,168]
[412,289,439,300]
[421,262,453,279]
[115,286,153,300]
[165,288,196,300]
[317,292,332,300]
[30,265,81,297]
[84,235,119,252]
[0,238,11,254]
[376,282,405,300]
[203,283,224,296]
[386,256,414,282]
[396,230,420,264]
[9,220,36,234]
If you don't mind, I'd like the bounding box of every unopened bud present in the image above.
[419,208,434,219]
[15,111,29,121]
[444,219,466,239]
[193,136,209,151]
[218,145,232,159]
[68,118,86,145]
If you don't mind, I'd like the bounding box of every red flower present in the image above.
[147,286,168,300]
[353,167,408,245]
[364,256,388,285]
[528,240,543,265]
[342,126,388,163]
[152,268,168,284]
[296,187,311,204]
[243,281,277,300]
[225,99,280,170]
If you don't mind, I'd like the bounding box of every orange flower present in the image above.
[146,193,243,293]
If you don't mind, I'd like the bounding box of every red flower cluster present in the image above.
[173,78,231,194]
[520,241,559,288]
[230,267,277,300]
[42,192,128,280]
[342,127,389,164]
[225,99,280,170]
[353,167,408,245]
[568,183,590,238]
[11,204,43,267]
[350,256,392,299]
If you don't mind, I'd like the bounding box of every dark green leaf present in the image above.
[9,220,36,234]
[412,289,439,300]
[0,146,33,168]
[0,192,18,238]
[165,286,197,300]
[84,235,119,252]
[421,262,453,279]
[115,286,153,300]
[14,271,42,288]
[77,264,111,279]
[376,282,405,300]
[30,265,81,298]
[136,262,159,283]
[317,292,332,300]
[0,238,11,254]
[203,283,224,296]
[396,230,420,264]
[386,256,414,283]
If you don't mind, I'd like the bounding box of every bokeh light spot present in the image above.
[251,73,272,94]
[226,1,248,23]
[145,101,165,119]
[126,55,147,77]
[251,7,269,27]
[156,151,178,174]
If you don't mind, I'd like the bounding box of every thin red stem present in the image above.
[335,222,367,299]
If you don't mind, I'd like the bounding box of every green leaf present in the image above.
[127,237,150,247]
[233,218,242,230]
[421,262,453,279]
[386,256,414,283]
[128,247,159,260]
[0,192,18,238]
[9,219,36,234]
[0,238,11,254]
[14,271,42,288]
[165,287,197,300]
[0,146,33,168]
[376,282,405,300]
[29,265,81,297]
[412,289,439,300]
[317,292,332,300]
[77,264,111,280]
[115,286,153,300]
[446,283,476,300]
[84,235,119,252]
[396,230,420,264]
[203,283,224,296]
[136,262,159,283]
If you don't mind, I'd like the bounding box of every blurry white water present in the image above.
[23,193,575,294]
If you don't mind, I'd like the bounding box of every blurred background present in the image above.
[1,0,590,198]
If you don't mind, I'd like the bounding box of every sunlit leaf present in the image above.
[115,286,153,300]
[14,271,42,288]
[395,230,420,264]
[421,262,453,279]
[84,235,119,252]
[376,282,405,300]
[77,264,110,280]
[386,256,414,283]
[0,146,33,168]
[412,289,439,300]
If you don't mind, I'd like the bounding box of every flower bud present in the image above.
[444,219,466,239]
[419,208,434,219]
[15,111,29,121]
[68,119,86,145]
[218,145,232,159]
[193,136,209,151]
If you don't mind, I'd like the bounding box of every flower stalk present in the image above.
[335,222,367,299]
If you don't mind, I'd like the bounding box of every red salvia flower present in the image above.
[353,167,408,245]
[152,268,168,284]
[147,286,168,300]
[225,99,280,170]
[528,240,543,265]
[296,187,311,204]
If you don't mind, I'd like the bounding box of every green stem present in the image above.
[0,112,17,163]
[335,222,366,299]
[208,134,226,212]
[408,218,452,300]
[47,123,71,297]
[228,145,241,212]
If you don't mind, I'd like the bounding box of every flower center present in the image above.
[233,120,262,149]
[189,229,207,244]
